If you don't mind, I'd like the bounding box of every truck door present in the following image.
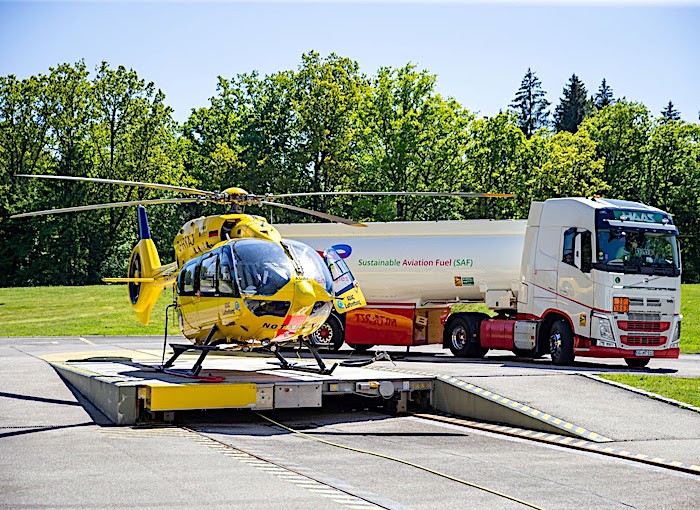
[324,249,366,313]
[558,227,594,338]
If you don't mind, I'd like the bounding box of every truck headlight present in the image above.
[670,322,681,348]
[598,316,614,340]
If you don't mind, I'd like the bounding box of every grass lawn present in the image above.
[0,285,179,336]
[598,374,700,409]
[681,284,700,353]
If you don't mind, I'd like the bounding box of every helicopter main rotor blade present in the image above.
[10,197,201,219]
[264,191,515,199]
[15,174,216,197]
[259,201,367,227]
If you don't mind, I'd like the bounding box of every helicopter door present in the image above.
[324,249,366,313]
[195,252,219,328]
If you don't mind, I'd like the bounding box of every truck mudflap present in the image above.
[574,347,680,359]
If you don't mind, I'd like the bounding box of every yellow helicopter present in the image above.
[12,174,510,376]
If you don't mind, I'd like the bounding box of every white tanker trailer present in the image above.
[276,197,682,367]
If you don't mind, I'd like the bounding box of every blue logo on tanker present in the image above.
[331,244,352,259]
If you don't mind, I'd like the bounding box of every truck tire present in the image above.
[548,319,574,365]
[309,315,344,352]
[446,316,487,358]
[348,343,373,352]
[624,357,650,368]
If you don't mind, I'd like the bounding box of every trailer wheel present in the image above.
[446,317,487,358]
[549,319,574,365]
[624,358,650,368]
[348,343,373,352]
[310,315,344,352]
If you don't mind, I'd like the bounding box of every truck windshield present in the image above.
[230,239,293,296]
[595,229,680,276]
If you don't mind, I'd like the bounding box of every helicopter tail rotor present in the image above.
[103,206,177,324]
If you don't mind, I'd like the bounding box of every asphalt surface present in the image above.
[1,336,698,509]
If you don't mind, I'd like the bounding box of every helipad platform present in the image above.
[42,350,616,443]
[45,350,434,424]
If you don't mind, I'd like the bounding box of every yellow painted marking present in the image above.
[563,423,574,430]
[146,383,257,411]
[552,418,562,425]
[542,413,551,420]
[589,432,599,440]
[458,381,466,386]
[575,427,586,434]
[501,398,510,404]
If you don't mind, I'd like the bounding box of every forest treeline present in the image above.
[1,53,699,284]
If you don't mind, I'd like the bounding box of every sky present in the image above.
[1,1,699,124]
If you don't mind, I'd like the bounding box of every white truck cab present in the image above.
[517,198,681,366]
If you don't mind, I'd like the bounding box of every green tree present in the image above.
[1,62,182,286]
[582,100,652,200]
[644,120,700,281]
[594,78,614,109]
[356,64,473,221]
[660,101,681,122]
[463,112,530,219]
[289,52,366,217]
[554,74,592,133]
[537,127,609,198]
[509,68,550,139]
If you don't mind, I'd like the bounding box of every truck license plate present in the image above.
[634,349,654,357]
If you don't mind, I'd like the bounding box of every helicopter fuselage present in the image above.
[175,235,335,346]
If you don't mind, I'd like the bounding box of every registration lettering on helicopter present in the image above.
[178,233,195,252]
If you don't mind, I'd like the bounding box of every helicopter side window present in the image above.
[179,259,198,295]
[199,254,218,295]
[217,246,238,297]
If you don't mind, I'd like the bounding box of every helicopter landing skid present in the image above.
[157,343,221,377]
[267,339,338,376]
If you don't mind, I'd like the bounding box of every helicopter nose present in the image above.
[290,279,317,314]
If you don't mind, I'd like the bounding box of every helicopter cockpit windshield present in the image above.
[231,239,293,296]
[282,240,334,295]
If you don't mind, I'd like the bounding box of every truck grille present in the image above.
[621,336,666,346]
[627,313,662,322]
[618,321,670,332]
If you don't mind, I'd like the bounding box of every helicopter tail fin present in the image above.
[103,206,176,325]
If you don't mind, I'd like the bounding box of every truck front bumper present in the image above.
[574,346,680,359]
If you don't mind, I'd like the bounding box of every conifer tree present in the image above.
[509,68,550,138]
[594,78,614,109]
[660,101,681,122]
[554,74,592,133]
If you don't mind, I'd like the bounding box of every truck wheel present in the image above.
[549,319,574,365]
[348,343,373,352]
[624,358,650,368]
[446,317,487,358]
[310,315,344,352]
